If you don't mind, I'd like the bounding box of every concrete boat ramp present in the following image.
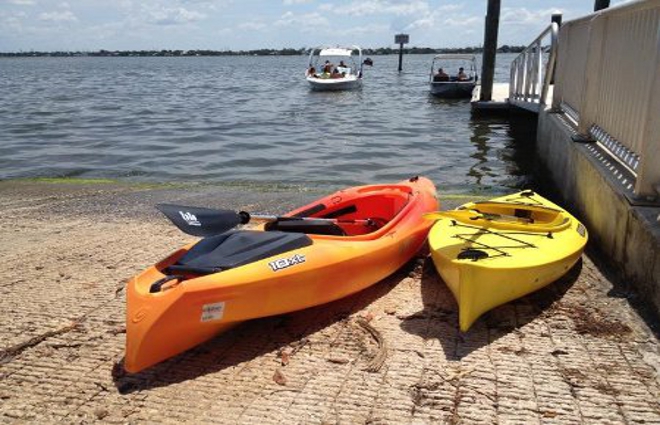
[1,181,659,424]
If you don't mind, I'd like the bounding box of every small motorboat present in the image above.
[425,190,587,331]
[429,54,479,98]
[124,177,438,373]
[306,45,364,91]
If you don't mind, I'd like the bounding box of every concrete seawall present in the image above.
[536,110,660,315]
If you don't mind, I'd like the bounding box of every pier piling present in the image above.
[594,0,611,11]
[480,0,501,101]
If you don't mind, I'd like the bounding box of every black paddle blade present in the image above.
[156,204,243,237]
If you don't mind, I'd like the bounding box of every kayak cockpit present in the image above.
[281,184,413,237]
[452,200,570,232]
[265,218,348,236]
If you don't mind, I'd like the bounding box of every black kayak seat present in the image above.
[166,230,312,275]
[264,219,346,236]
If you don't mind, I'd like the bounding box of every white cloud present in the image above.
[405,15,434,30]
[237,21,267,31]
[177,0,232,12]
[38,10,78,22]
[340,22,388,36]
[401,4,472,32]
[275,11,329,29]
[145,7,206,25]
[7,0,35,5]
[322,0,429,17]
[441,14,481,27]
[0,12,27,32]
[501,8,562,26]
[283,0,313,4]
[437,4,462,12]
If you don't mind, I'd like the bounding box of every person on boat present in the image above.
[307,66,317,78]
[330,68,343,79]
[322,60,334,74]
[433,68,449,82]
[457,67,469,81]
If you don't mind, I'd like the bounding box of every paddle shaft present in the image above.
[157,203,379,237]
[247,213,374,226]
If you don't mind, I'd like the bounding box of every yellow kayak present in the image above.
[425,190,588,331]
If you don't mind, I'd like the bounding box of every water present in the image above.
[0,53,536,194]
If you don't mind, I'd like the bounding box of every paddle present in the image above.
[156,204,246,237]
[156,204,374,237]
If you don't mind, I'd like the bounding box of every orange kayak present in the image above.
[125,176,438,373]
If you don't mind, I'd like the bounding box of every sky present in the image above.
[0,0,633,52]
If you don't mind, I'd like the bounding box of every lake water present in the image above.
[0,53,537,195]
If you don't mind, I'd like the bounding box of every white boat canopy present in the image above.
[319,48,354,57]
[432,54,477,60]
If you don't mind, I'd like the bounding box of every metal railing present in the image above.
[552,0,660,199]
[509,22,559,113]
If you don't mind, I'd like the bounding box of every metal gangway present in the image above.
[471,21,558,113]
[508,23,558,113]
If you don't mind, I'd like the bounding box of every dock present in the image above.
[470,83,510,111]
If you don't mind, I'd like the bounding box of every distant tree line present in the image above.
[0,45,527,58]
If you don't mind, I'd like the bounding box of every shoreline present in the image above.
[0,177,497,203]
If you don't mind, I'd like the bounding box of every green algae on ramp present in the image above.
[12,177,189,190]
[25,177,118,185]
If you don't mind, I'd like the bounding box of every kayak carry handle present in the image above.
[149,275,185,293]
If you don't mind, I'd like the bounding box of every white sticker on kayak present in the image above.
[201,302,225,322]
[269,254,306,272]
